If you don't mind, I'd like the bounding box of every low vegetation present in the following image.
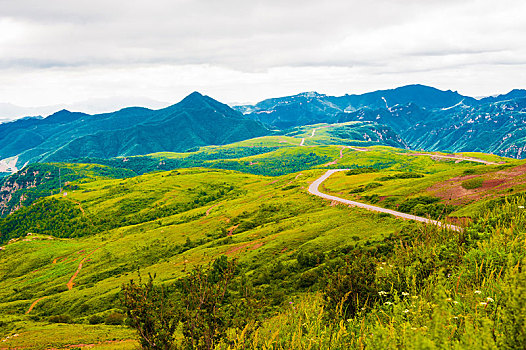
[0,142,524,349]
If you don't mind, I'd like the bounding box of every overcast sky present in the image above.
[0,0,525,113]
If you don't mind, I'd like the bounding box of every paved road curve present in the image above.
[308,169,462,231]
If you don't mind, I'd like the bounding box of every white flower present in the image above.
[445,298,452,302]
[453,301,459,304]
[384,301,392,306]
[402,292,409,296]
[518,206,524,209]
[378,291,388,296]
[403,309,410,313]
[486,297,494,302]
[480,302,487,306]
[474,290,482,294]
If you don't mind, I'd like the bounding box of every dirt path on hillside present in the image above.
[206,204,220,216]
[67,246,103,290]
[299,138,305,146]
[349,146,369,152]
[325,147,347,166]
[308,169,461,231]
[406,153,498,165]
[26,296,47,314]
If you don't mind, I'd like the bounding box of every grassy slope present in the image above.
[1,134,524,348]
[0,167,410,349]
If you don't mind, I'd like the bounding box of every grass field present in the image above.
[1,135,525,348]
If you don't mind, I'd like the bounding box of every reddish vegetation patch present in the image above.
[428,164,526,204]
[225,241,264,256]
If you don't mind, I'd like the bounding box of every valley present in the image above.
[0,87,525,349]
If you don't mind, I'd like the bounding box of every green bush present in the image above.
[376,172,424,181]
[322,254,378,320]
[104,312,126,325]
[48,315,72,324]
[462,177,484,189]
[88,315,104,324]
[346,167,379,175]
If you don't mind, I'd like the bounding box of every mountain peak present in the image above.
[44,109,87,124]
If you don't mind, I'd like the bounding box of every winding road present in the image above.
[308,169,462,231]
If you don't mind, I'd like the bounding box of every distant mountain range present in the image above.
[234,85,526,158]
[0,97,170,122]
[1,85,525,172]
[0,92,268,170]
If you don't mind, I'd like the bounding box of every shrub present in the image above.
[322,254,378,320]
[462,177,483,189]
[346,167,379,175]
[105,312,125,325]
[88,315,104,324]
[377,172,424,181]
[48,315,72,323]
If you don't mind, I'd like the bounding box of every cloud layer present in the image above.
[0,0,525,110]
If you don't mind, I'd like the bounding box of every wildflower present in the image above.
[445,298,452,302]
[289,301,293,304]
[453,316,459,319]
[384,301,392,306]
[403,309,409,313]
[474,290,482,294]
[347,319,352,322]
[486,297,494,302]
[453,301,459,304]
[378,291,388,296]
[411,327,417,331]
[519,206,524,209]
[480,302,487,306]
[402,292,409,296]
[412,296,418,299]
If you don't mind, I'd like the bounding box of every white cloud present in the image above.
[0,0,524,110]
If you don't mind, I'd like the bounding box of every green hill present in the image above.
[1,142,525,348]
[0,92,270,166]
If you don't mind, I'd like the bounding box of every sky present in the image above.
[0,0,525,115]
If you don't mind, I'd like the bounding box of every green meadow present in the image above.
[1,132,525,349]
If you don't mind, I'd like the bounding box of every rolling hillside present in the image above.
[1,141,525,348]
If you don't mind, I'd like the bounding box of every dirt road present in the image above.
[308,169,462,231]
[406,153,498,165]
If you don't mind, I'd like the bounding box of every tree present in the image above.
[122,274,178,349]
